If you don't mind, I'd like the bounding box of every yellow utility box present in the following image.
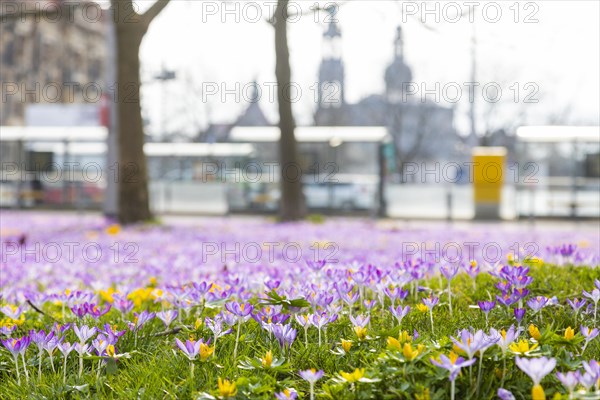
[472,147,507,219]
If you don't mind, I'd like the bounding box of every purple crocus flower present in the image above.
[156,310,178,328]
[99,323,126,342]
[340,290,360,306]
[112,295,134,314]
[299,368,324,400]
[496,293,519,307]
[556,371,580,394]
[389,305,410,326]
[175,338,201,360]
[440,264,459,280]
[129,310,156,331]
[57,341,75,357]
[272,323,297,350]
[30,329,55,379]
[349,314,370,328]
[526,296,549,313]
[579,371,597,391]
[92,334,110,356]
[478,301,496,314]
[74,342,90,355]
[582,360,600,380]
[422,295,439,309]
[29,329,55,351]
[1,336,30,358]
[0,304,25,320]
[363,299,377,311]
[384,286,409,304]
[430,353,477,382]
[44,335,62,358]
[567,298,587,314]
[581,325,599,341]
[0,324,17,336]
[496,325,520,354]
[451,329,486,360]
[205,315,232,342]
[495,281,512,295]
[583,288,600,321]
[463,261,480,279]
[73,324,97,343]
[515,356,556,385]
[309,312,338,329]
[225,301,253,321]
[497,388,515,400]
[274,388,298,400]
[70,302,111,319]
[513,307,526,324]
[306,260,327,272]
[583,288,600,303]
[299,368,324,383]
[580,325,600,354]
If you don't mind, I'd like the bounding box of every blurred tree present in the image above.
[269,0,306,221]
[110,0,170,224]
[0,1,170,223]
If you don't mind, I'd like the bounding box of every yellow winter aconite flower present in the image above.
[509,340,539,355]
[1,316,24,328]
[341,339,353,353]
[532,383,546,400]
[564,327,575,340]
[529,324,542,340]
[261,350,273,368]
[387,336,401,351]
[415,388,431,400]
[127,288,157,308]
[99,288,117,303]
[416,303,429,313]
[402,342,419,361]
[105,224,121,235]
[399,330,412,343]
[448,351,460,364]
[199,342,215,361]
[353,326,367,341]
[106,344,116,358]
[529,257,543,265]
[194,319,203,330]
[217,378,237,398]
[340,368,365,383]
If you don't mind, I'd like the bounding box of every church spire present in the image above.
[385,25,413,103]
[317,7,344,110]
[394,26,404,60]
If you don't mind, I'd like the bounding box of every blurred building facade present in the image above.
[314,23,460,168]
[215,21,462,176]
[0,0,107,126]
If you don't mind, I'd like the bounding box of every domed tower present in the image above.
[317,9,345,109]
[385,26,413,103]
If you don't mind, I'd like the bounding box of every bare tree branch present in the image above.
[267,1,348,26]
[142,0,170,27]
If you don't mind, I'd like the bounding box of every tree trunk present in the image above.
[114,23,152,224]
[110,0,171,224]
[274,0,305,221]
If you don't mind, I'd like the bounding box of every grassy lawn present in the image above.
[0,215,599,399]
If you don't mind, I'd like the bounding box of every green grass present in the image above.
[1,264,599,399]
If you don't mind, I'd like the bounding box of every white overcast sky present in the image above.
[136,1,600,136]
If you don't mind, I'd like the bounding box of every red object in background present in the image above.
[100,94,110,128]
